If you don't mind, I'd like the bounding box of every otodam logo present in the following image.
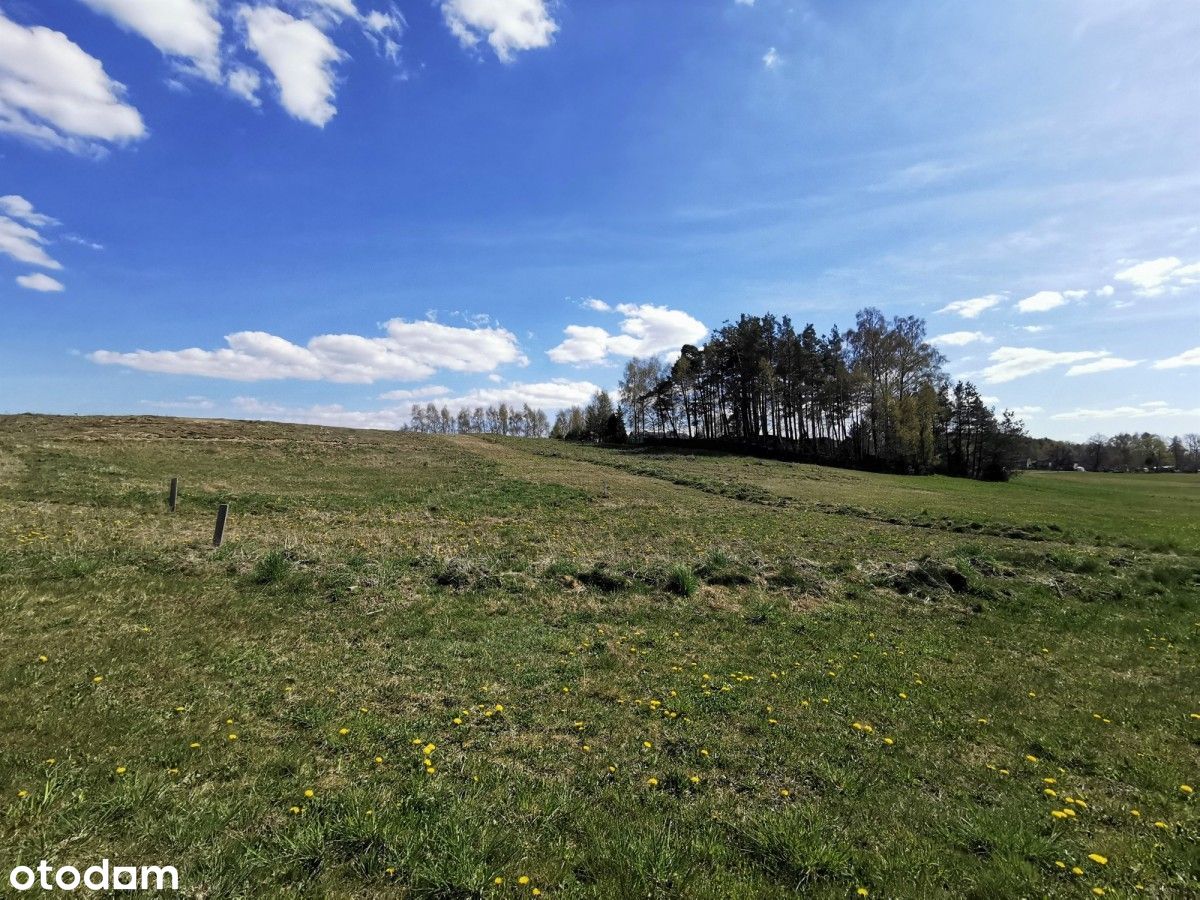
[8,860,178,892]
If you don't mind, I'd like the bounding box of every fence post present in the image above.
[212,503,229,547]
[169,477,178,513]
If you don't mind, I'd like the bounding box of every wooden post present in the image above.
[212,503,229,547]
[168,477,178,512]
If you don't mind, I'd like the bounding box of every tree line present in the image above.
[1029,432,1200,472]
[407,402,550,437]
[553,308,1029,480]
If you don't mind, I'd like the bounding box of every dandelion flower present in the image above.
[779,788,790,797]
[1025,755,1038,763]
[228,733,238,741]
[92,676,103,684]
[689,776,700,784]
[518,876,530,885]
[856,889,869,897]
[1091,889,1105,897]
[289,806,301,814]
[883,737,894,746]
[189,742,200,749]
[494,877,503,885]
[37,655,47,663]
[1071,866,1083,876]
[338,728,349,736]
[1181,784,1193,794]
[115,766,126,775]
[646,777,658,787]
[17,790,28,799]
[1087,854,1107,866]
[304,789,315,798]
[1153,821,1167,829]
[375,756,384,764]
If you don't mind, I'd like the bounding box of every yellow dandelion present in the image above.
[17,790,28,799]
[646,777,658,787]
[856,889,869,897]
[1071,867,1083,876]
[92,676,103,684]
[1181,784,1194,794]
[338,728,350,736]
[375,756,384,764]
[883,737,894,746]
[115,766,126,775]
[37,655,48,663]
[1153,821,1167,829]
[228,733,238,741]
[289,806,301,814]
[518,876,530,885]
[1087,854,1107,866]
[1025,755,1038,763]
[189,742,200,749]
[1092,889,1105,896]
[304,789,314,798]
[494,877,504,885]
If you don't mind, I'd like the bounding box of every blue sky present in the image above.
[1,0,1197,440]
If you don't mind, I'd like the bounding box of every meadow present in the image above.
[1,415,1196,898]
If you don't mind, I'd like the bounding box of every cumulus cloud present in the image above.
[15,272,65,292]
[240,6,345,127]
[89,319,527,383]
[937,293,1003,319]
[1064,357,1140,376]
[929,330,990,347]
[440,0,558,62]
[0,214,62,269]
[0,10,146,152]
[0,194,58,227]
[230,378,598,430]
[1153,346,1200,369]
[982,346,1114,384]
[1051,401,1200,421]
[1114,257,1200,297]
[547,302,708,366]
[1096,284,1115,297]
[762,47,780,69]
[77,0,223,81]
[1016,289,1085,313]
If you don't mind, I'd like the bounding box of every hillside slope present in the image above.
[1,416,1197,898]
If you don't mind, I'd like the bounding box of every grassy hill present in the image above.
[1,415,1197,898]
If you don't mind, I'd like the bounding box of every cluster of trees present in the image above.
[407,402,550,437]
[1030,432,1200,472]
[549,391,628,443]
[565,308,1026,479]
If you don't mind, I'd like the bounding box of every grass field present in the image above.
[1,415,1197,898]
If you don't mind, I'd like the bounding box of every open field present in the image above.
[1,415,1197,898]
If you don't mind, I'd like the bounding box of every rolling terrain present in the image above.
[1,415,1197,898]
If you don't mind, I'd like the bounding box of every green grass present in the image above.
[1,415,1197,898]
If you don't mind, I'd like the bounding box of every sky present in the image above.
[1,0,1198,441]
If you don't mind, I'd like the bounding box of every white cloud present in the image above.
[378,385,452,400]
[1010,405,1043,416]
[0,195,58,227]
[139,395,215,411]
[937,293,1003,319]
[1113,257,1200,297]
[982,346,1112,384]
[0,215,62,269]
[77,0,223,81]
[1096,284,1114,297]
[240,5,345,127]
[1052,401,1200,421]
[0,10,146,152]
[762,47,780,69]
[583,298,610,311]
[15,272,65,292]
[735,0,756,6]
[230,377,598,430]
[440,0,558,62]
[1017,290,1074,313]
[1064,357,1139,376]
[226,65,262,105]
[1020,325,1047,333]
[89,319,527,383]
[547,302,708,365]
[1153,346,1200,369]
[930,330,990,347]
